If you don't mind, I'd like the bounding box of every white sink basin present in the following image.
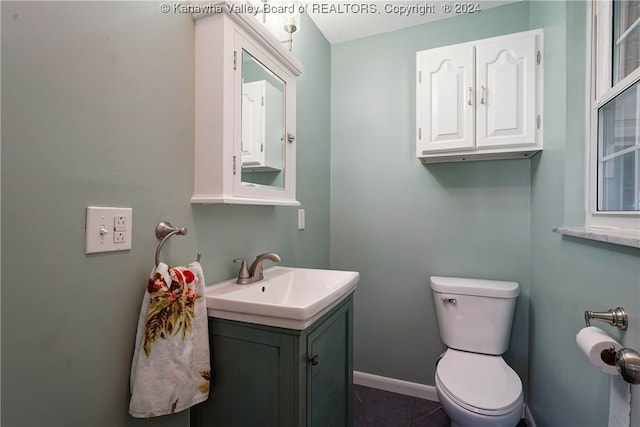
[205,266,359,329]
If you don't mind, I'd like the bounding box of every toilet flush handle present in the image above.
[442,297,457,304]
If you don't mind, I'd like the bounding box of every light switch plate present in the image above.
[298,209,305,230]
[85,206,132,254]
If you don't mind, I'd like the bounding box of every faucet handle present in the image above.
[233,258,250,281]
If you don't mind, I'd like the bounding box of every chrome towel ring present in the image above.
[154,221,201,267]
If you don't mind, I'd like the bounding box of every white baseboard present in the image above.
[524,404,537,427]
[353,371,439,402]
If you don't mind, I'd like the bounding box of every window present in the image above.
[588,0,640,232]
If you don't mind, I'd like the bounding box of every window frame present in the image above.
[586,0,640,232]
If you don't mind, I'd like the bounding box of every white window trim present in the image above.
[584,0,640,236]
[557,1,640,248]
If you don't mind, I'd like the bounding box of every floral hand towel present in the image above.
[129,261,210,418]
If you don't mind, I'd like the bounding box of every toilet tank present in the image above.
[430,276,519,355]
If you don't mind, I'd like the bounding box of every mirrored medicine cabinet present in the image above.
[192,2,303,205]
[241,51,285,185]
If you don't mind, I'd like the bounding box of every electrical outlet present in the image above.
[85,206,132,254]
[114,215,127,231]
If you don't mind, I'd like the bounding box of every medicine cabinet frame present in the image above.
[192,2,303,206]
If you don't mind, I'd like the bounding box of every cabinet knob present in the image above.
[309,355,320,366]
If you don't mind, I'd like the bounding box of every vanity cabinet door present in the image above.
[475,33,537,149]
[416,45,475,154]
[191,321,296,427]
[190,295,354,427]
[306,299,353,427]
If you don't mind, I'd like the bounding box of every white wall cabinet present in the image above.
[192,2,302,205]
[416,29,543,163]
[241,80,284,172]
[241,81,265,167]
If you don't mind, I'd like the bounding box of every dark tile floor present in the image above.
[353,384,449,427]
[353,384,528,427]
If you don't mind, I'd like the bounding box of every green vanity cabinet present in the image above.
[191,294,354,427]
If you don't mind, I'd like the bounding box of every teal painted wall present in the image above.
[330,1,640,426]
[3,1,639,426]
[330,1,533,388]
[1,2,330,426]
[528,1,640,426]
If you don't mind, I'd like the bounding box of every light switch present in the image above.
[85,206,132,254]
[298,209,305,230]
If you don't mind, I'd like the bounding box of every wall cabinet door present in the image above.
[476,33,537,149]
[416,29,543,163]
[417,45,475,153]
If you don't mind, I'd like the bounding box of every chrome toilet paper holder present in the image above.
[583,307,640,385]
[584,307,628,330]
[616,348,640,385]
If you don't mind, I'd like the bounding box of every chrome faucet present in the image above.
[233,252,281,285]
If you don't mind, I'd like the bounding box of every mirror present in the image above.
[241,50,286,190]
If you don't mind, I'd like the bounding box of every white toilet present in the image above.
[430,276,524,427]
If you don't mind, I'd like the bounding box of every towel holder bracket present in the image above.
[154,221,201,267]
[156,221,187,240]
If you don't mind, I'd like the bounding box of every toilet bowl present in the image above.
[430,276,524,427]
[435,349,523,427]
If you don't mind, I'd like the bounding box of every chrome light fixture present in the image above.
[253,0,300,52]
[281,6,299,51]
[260,0,268,23]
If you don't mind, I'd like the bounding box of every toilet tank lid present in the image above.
[430,276,519,298]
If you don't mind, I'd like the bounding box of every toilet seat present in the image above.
[436,349,523,416]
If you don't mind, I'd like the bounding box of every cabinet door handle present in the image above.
[480,85,486,104]
[309,355,320,366]
[467,87,472,106]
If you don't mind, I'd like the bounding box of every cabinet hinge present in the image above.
[418,71,422,83]
[261,96,264,106]
[233,51,237,70]
[537,115,541,129]
[233,155,237,175]
[418,128,422,140]
[261,143,264,152]
[536,50,541,65]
